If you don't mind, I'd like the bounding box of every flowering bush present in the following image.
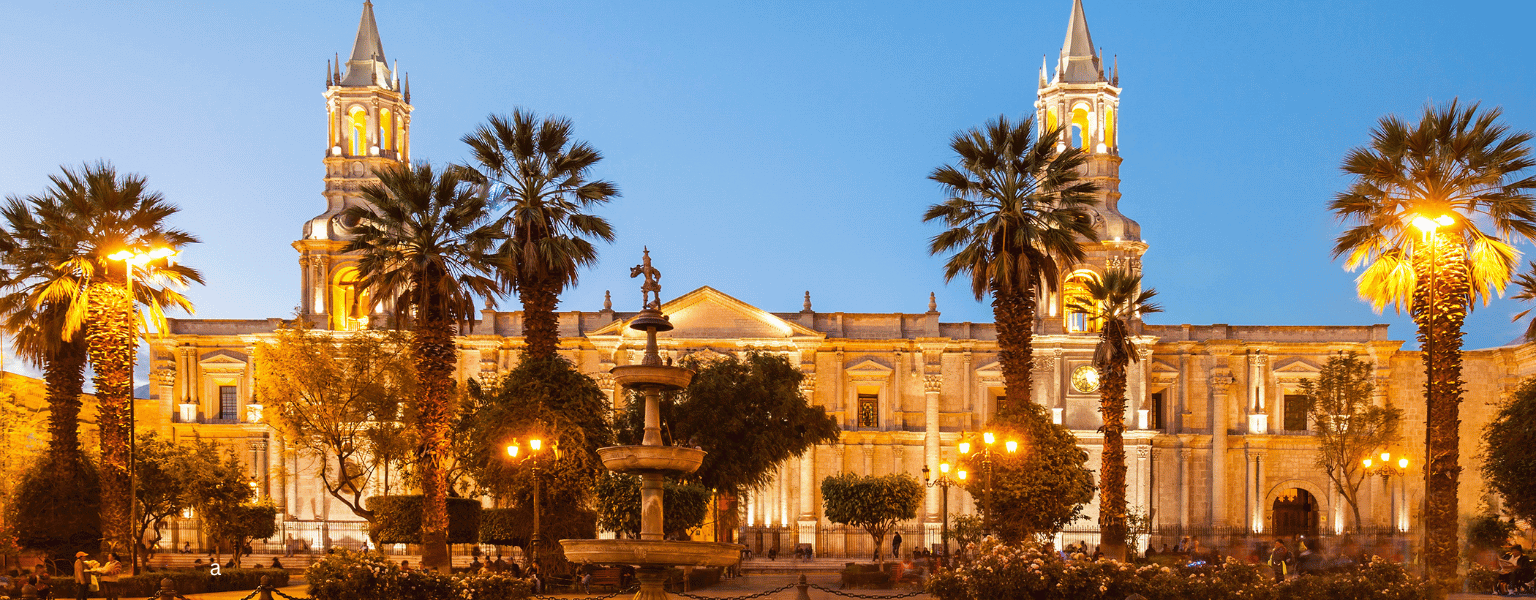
[306,549,530,600]
[927,539,1430,600]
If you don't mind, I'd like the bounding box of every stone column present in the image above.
[923,375,942,517]
[1210,369,1234,527]
[862,443,874,476]
[1177,441,1190,531]
[798,448,817,548]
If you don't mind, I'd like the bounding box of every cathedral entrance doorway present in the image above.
[1271,488,1319,538]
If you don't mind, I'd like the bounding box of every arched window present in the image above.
[1103,106,1116,150]
[380,108,393,152]
[1070,106,1093,151]
[349,107,368,157]
[331,267,370,331]
[1063,271,1101,333]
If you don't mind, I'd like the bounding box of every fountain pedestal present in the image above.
[562,287,743,599]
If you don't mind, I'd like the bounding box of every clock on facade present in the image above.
[1071,365,1100,393]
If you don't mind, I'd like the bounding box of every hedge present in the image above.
[45,568,289,598]
[366,495,481,544]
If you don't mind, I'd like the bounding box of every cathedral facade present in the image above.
[146,1,1536,557]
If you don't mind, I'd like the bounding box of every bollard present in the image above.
[20,584,37,599]
[258,575,275,600]
[795,574,810,600]
[159,577,179,600]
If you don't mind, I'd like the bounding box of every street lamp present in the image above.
[1363,451,1411,532]
[958,430,1018,535]
[923,462,963,559]
[107,246,177,575]
[505,437,548,572]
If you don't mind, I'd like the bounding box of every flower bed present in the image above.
[926,539,1430,600]
[44,568,290,598]
[306,549,530,600]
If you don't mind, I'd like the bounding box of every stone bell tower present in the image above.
[294,1,412,331]
[1034,0,1146,335]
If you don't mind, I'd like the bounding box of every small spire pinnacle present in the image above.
[803,291,812,312]
[928,292,938,313]
[604,290,613,311]
[1039,55,1048,88]
[326,60,333,88]
[404,73,411,103]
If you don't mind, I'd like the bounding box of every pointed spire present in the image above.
[326,60,333,88]
[340,1,391,87]
[803,291,813,313]
[403,72,411,103]
[1039,55,1048,88]
[1058,0,1105,84]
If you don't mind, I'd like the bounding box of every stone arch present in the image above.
[1263,478,1330,536]
[1062,269,1100,333]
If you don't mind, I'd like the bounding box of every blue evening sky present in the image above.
[2,1,1535,382]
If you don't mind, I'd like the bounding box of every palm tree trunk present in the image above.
[1413,236,1470,583]
[1098,352,1129,561]
[45,336,89,459]
[519,279,561,360]
[992,276,1038,421]
[414,311,457,571]
[87,280,135,555]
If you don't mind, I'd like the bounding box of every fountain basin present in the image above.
[611,364,693,390]
[561,539,744,569]
[598,445,706,474]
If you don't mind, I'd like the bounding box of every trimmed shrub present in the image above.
[367,495,481,544]
[480,508,522,546]
[12,452,100,559]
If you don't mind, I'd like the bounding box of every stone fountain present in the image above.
[562,250,744,600]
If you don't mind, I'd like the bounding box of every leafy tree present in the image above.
[10,452,99,562]
[1482,377,1536,525]
[341,161,500,571]
[461,356,611,573]
[0,375,58,558]
[204,501,277,569]
[128,432,223,570]
[1300,352,1402,533]
[0,164,201,553]
[1331,101,1536,581]
[615,352,839,540]
[924,116,1097,420]
[456,110,619,360]
[184,445,265,567]
[959,402,1095,543]
[941,514,985,559]
[593,474,710,539]
[820,473,922,564]
[1467,514,1516,552]
[1068,268,1160,560]
[255,326,415,525]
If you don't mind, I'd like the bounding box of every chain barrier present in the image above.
[235,590,261,600]
[673,581,797,600]
[806,583,927,599]
[532,583,640,600]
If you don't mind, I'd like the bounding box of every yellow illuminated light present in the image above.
[957,470,967,481]
[1412,214,1455,233]
[958,441,971,455]
[1381,452,1391,462]
[983,432,995,445]
[507,445,518,458]
[1005,440,1018,454]
[1398,457,1409,469]
[939,462,950,474]
[1363,458,1374,468]
[529,438,542,452]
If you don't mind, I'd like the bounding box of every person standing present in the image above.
[72,552,90,600]
[1267,539,1292,582]
[891,532,903,560]
[88,553,123,600]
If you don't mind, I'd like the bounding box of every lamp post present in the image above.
[506,437,547,572]
[922,462,965,559]
[958,431,1017,535]
[1363,452,1411,533]
[107,246,176,575]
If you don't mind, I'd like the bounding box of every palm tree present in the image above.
[1067,268,1160,561]
[340,162,500,572]
[457,110,618,360]
[925,115,1098,417]
[5,163,202,555]
[1331,101,1536,583]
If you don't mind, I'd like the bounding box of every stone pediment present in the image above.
[199,349,248,365]
[1149,359,1179,382]
[845,358,893,381]
[589,286,823,341]
[1272,357,1321,382]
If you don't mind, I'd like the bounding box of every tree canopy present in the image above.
[1482,377,1536,524]
[959,402,1095,542]
[1301,352,1401,533]
[592,474,710,539]
[821,473,922,563]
